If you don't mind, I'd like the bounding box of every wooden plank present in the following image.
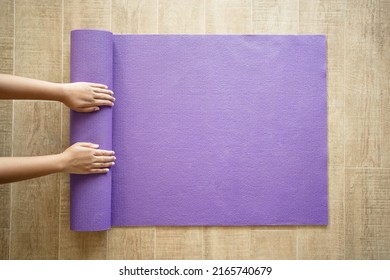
[0,0,14,74]
[204,227,251,259]
[0,0,14,260]
[297,0,346,259]
[345,169,390,259]
[0,0,14,243]
[158,0,204,34]
[10,102,61,259]
[299,0,345,168]
[252,0,298,33]
[62,0,111,84]
[0,228,9,260]
[345,0,390,167]
[112,0,158,34]
[205,0,252,34]
[59,0,111,260]
[11,0,62,259]
[14,0,62,81]
[0,184,10,229]
[0,101,12,160]
[108,227,155,260]
[155,227,202,259]
[251,230,296,259]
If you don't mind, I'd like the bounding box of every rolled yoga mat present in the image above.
[70,30,328,231]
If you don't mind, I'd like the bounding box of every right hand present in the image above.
[60,142,116,174]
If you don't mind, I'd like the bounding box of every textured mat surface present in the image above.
[70,30,327,231]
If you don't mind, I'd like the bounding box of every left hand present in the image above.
[61,82,115,112]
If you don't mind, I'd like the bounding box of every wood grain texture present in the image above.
[252,0,299,33]
[62,0,111,83]
[251,230,296,259]
[1,0,389,260]
[10,102,61,259]
[0,184,10,229]
[345,0,390,168]
[108,227,154,259]
[345,169,390,259]
[112,0,158,34]
[11,0,62,260]
[14,0,62,82]
[296,0,346,260]
[158,0,204,34]
[155,227,202,259]
[0,102,12,230]
[0,0,14,74]
[0,0,14,260]
[205,0,252,33]
[59,0,111,260]
[204,227,251,259]
[0,228,9,260]
[299,0,345,168]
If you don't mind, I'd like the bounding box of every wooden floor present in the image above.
[0,0,389,260]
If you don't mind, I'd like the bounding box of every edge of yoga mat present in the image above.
[70,30,113,231]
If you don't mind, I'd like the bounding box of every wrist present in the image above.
[54,152,68,173]
[56,83,68,104]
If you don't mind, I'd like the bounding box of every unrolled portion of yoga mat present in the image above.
[70,30,328,231]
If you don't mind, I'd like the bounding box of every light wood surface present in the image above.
[0,0,13,261]
[0,0,389,259]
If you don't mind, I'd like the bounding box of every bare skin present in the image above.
[0,143,115,184]
[0,74,116,184]
[0,74,115,112]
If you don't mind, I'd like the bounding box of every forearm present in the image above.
[0,155,64,184]
[0,74,65,102]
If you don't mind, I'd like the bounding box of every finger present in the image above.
[93,88,114,96]
[92,162,115,168]
[91,168,109,174]
[95,100,114,107]
[94,150,115,156]
[94,92,115,102]
[77,142,99,148]
[89,83,108,89]
[94,156,116,163]
[77,107,100,113]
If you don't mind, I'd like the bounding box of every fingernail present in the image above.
[113,97,116,101]
[111,162,115,165]
[95,144,99,148]
[95,107,100,111]
[112,151,115,155]
[113,156,116,160]
[111,91,114,95]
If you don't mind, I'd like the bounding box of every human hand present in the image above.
[60,142,116,174]
[61,82,115,112]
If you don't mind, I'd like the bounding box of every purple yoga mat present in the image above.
[70,30,328,231]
